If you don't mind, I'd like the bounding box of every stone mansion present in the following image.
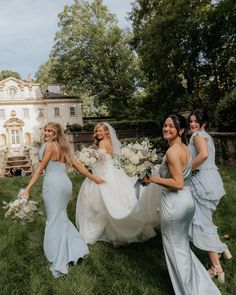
[0,76,83,176]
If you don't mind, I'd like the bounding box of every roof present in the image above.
[43,90,79,99]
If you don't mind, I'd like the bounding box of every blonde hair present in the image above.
[44,122,73,163]
[93,123,110,147]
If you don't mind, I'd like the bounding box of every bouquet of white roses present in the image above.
[75,146,103,170]
[119,138,158,178]
[2,189,43,223]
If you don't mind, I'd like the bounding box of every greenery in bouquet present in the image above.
[75,146,105,170]
[119,138,158,178]
[2,190,43,224]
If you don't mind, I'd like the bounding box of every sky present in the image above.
[0,0,132,80]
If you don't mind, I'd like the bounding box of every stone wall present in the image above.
[210,132,236,164]
[67,131,236,164]
[67,129,158,150]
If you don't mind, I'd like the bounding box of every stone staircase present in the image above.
[3,147,38,177]
[4,154,33,176]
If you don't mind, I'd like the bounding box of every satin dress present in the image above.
[159,158,221,295]
[39,143,89,278]
[188,131,226,253]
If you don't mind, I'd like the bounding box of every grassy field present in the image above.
[0,165,235,295]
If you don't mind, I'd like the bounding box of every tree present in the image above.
[35,58,59,90]
[0,70,21,80]
[131,0,236,122]
[46,0,141,117]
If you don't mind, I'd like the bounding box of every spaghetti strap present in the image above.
[52,142,60,161]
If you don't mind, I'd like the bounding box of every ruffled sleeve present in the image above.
[189,131,209,145]
[38,143,47,161]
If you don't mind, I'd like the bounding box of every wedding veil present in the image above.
[103,122,121,155]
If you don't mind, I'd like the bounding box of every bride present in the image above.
[76,122,161,245]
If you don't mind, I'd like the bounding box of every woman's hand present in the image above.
[142,175,152,183]
[94,176,105,184]
[21,189,29,200]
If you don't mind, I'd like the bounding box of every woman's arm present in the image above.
[192,135,208,170]
[72,159,105,184]
[22,143,53,199]
[144,148,184,190]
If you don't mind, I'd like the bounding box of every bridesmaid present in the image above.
[144,114,220,294]
[22,122,104,278]
[188,108,232,284]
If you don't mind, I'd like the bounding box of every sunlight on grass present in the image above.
[0,166,235,295]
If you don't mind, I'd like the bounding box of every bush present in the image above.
[68,123,82,132]
[82,122,96,131]
[71,120,161,133]
[110,119,160,131]
[215,88,236,132]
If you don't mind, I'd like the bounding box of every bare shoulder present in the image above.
[99,138,111,148]
[44,141,57,154]
[166,144,183,163]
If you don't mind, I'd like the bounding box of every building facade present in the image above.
[0,76,83,152]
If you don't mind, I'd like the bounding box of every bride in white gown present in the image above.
[76,122,161,245]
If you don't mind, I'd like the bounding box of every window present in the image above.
[11,130,20,145]
[0,109,5,119]
[54,107,60,117]
[38,108,44,118]
[69,106,76,116]
[23,108,29,118]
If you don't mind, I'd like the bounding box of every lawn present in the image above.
[0,165,235,295]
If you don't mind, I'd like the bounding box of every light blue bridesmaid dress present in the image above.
[39,143,89,278]
[160,157,221,294]
[188,131,226,253]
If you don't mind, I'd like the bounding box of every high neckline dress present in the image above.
[160,158,221,295]
[188,130,226,253]
[39,143,89,278]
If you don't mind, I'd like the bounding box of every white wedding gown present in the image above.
[76,149,161,245]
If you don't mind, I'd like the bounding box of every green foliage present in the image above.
[131,0,236,122]
[215,88,236,131]
[35,58,60,90]
[81,122,96,131]
[82,95,109,117]
[0,70,21,80]
[41,0,143,118]
[0,167,235,294]
[68,123,83,132]
[110,119,160,131]
[69,119,160,132]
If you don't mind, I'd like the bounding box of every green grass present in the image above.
[0,166,235,295]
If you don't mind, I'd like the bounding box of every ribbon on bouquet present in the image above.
[133,170,151,200]
[134,179,141,200]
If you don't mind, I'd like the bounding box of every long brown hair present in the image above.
[44,122,73,163]
[167,114,188,145]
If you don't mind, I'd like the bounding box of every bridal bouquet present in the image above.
[119,138,158,178]
[75,146,104,170]
[2,189,42,223]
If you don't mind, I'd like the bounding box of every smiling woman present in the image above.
[20,122,105,278]
[188,108,231,284]
[143,113,221,294]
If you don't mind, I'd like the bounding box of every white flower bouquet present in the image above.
[119,138,158,178]
[2,189,43,223]
[75,146,104,170]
